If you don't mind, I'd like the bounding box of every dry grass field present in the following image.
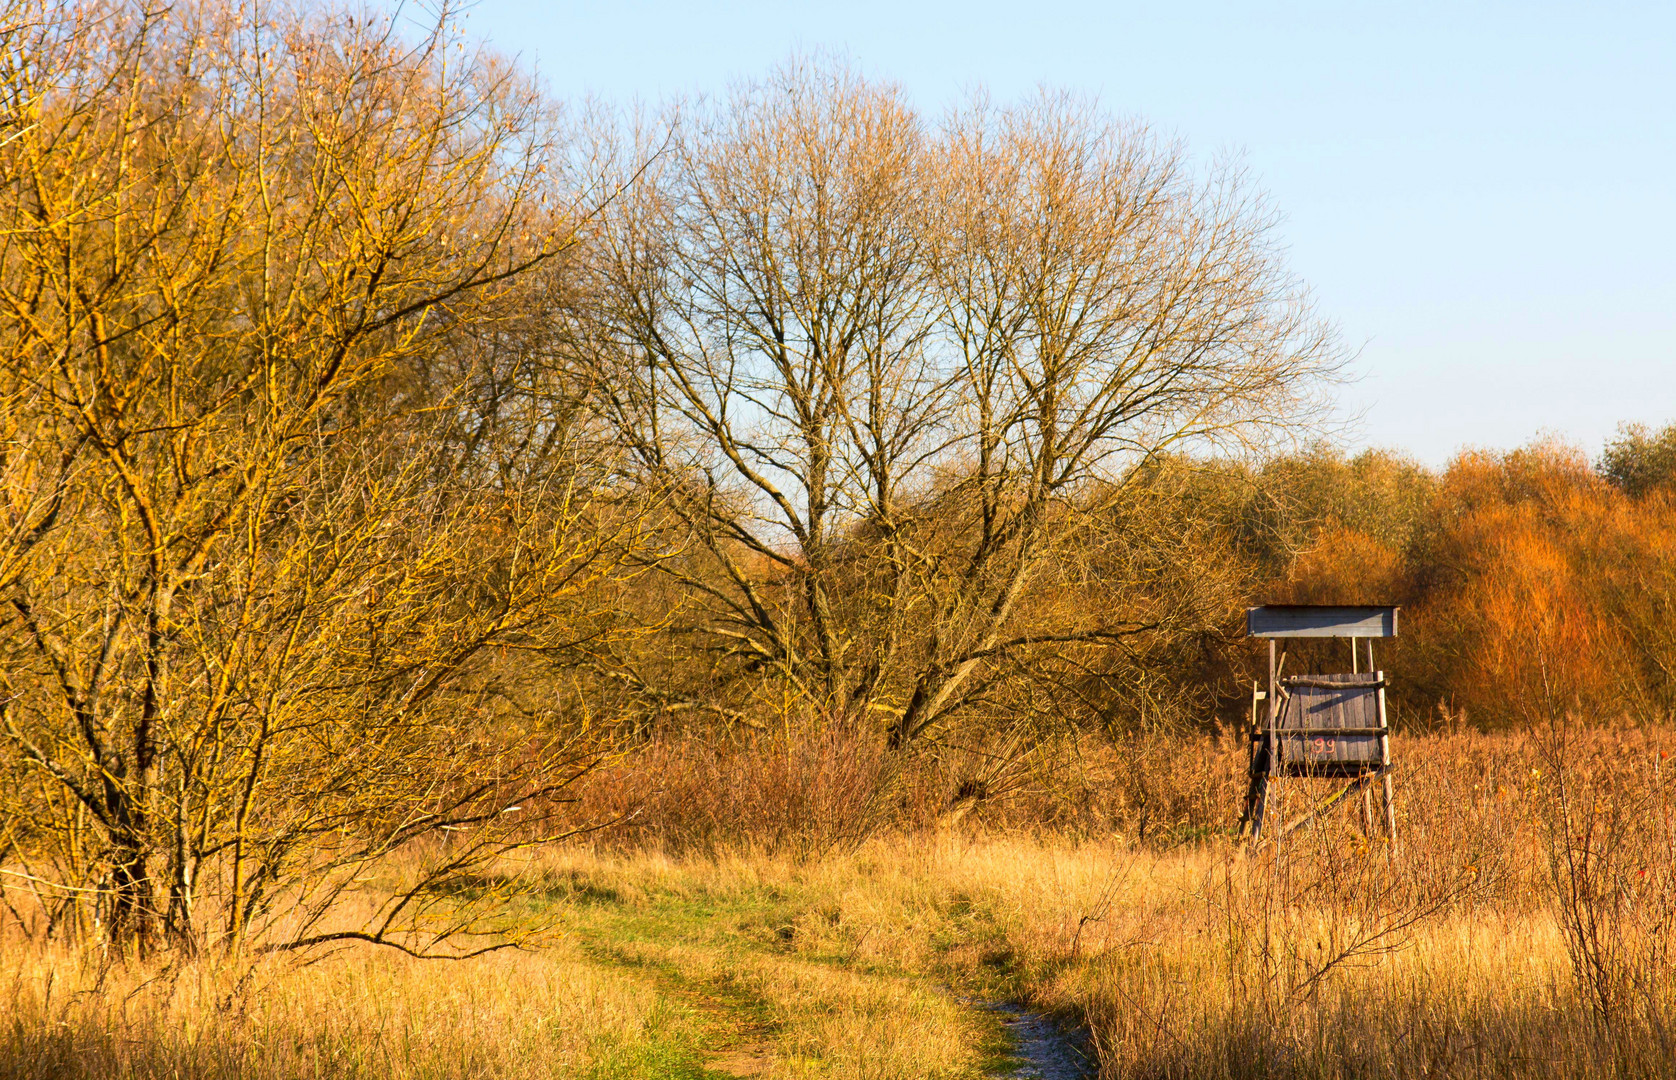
[5,723,1674,1079]
[8,5,1676,1078]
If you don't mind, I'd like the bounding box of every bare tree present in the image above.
[576,65,1339,745]
[572,63,944,730]
[0,1,649,954]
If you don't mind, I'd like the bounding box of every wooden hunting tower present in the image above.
[1239,605,1398,843]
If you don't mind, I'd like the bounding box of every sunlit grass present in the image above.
[5,724,1674,1078]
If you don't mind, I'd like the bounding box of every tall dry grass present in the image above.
[0,939,696,1080]
[554,721,1676,1077]
[4,722,1673,1079]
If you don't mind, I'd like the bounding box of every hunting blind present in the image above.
[1239,605,1398,843]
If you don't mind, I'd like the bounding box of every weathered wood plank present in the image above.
[1284,676,1386,689]
[1273,675,1383,771]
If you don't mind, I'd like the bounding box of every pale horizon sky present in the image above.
[453,0,1674,468]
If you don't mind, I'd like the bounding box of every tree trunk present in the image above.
[106,829,159,954]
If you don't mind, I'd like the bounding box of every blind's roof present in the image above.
[1246,605,1399,639]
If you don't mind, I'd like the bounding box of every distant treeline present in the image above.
[1072,428,1676,732]
[1262,428,1676,728]
[596,429,1676,741]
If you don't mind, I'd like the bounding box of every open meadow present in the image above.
[7,724,1674,1080]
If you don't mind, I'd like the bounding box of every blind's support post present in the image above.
[1378,669,1396,845]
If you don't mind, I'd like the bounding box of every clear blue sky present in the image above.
[455,0,1674,467]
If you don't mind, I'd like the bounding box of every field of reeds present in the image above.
[5,721,1674,1079]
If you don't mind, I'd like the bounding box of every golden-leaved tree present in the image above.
[0,2,652,954]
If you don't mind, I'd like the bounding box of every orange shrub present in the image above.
[1263,440,1676,727]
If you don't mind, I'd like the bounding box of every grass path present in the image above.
[0,839,1102,1080]
[535,854,1053,1079]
